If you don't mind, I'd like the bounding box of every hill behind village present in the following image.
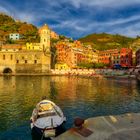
[0,13,39,44]
[78,33,138,51]
[1,13,140,51]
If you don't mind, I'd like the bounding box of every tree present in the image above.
[77,62,94,69]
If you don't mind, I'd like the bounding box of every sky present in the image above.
[1,0,140,39]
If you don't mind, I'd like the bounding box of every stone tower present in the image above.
[39,24,51,53]
[39,24,51,72]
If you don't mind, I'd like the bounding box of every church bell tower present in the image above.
[39,24,51,72]
[39,24,51,53]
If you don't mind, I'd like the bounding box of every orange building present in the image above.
[99,48,132,67]
[51,31,59,39]
[55,40,84,69]
[120,48,132,67]
[99,49,119,65]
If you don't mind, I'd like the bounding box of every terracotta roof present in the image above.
[2,44,23,49]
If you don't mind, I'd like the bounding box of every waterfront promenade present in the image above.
[0,68,137,79]
[54,113,140,140]
[50,68,136,79]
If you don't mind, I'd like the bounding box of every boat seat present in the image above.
[37,112,56,118]
[39,103,53,112]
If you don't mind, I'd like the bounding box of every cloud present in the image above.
[42,0,140,9]
[62,0,140,8]
[50,13,140,38]
[0,0,140,38]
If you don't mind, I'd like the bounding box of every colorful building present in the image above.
[26,43,41,50]
[136,49,140,66]
[120,48,132,67]
[55,63,69,70]
[99,49,119,65]
[55,40,101,69]
[55,40,85,69]
[0,24,51,74]
[70,47,84,68]
[99,48,132,68]
[83,45,99,64]
[51,31,59,39]
[55,41,71,69]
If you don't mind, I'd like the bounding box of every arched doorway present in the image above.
[3,68,12,74]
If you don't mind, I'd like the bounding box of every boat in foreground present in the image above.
[30,100,66,138]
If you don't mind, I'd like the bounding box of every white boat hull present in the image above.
[30,100,66,138]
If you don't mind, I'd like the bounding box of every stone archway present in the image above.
[3,68,12,74]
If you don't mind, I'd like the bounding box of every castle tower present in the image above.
[39,24,51,53]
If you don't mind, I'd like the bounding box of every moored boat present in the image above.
[30,99,66,138]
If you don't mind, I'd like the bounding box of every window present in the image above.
[34,60,37,64]
[11,55,13,60]
[3,55,5,60]
[25,60,27,63]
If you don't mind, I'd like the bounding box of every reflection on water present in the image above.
[0,76,140,140]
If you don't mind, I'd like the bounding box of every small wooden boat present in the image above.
[30,100,66,138]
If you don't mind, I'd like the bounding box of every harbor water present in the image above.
[0,76,140,140]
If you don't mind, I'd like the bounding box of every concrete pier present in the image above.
[54,113,140,140]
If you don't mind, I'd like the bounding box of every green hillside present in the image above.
[79,33,135,51]
[0,13,39,44]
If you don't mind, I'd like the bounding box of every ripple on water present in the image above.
[0,76,140,139]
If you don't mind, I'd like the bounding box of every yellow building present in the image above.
[0,51,50,74]
[83,45,99,63]
[55,63,69,70]
[26,43,41,50]
[0,24,51,74]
